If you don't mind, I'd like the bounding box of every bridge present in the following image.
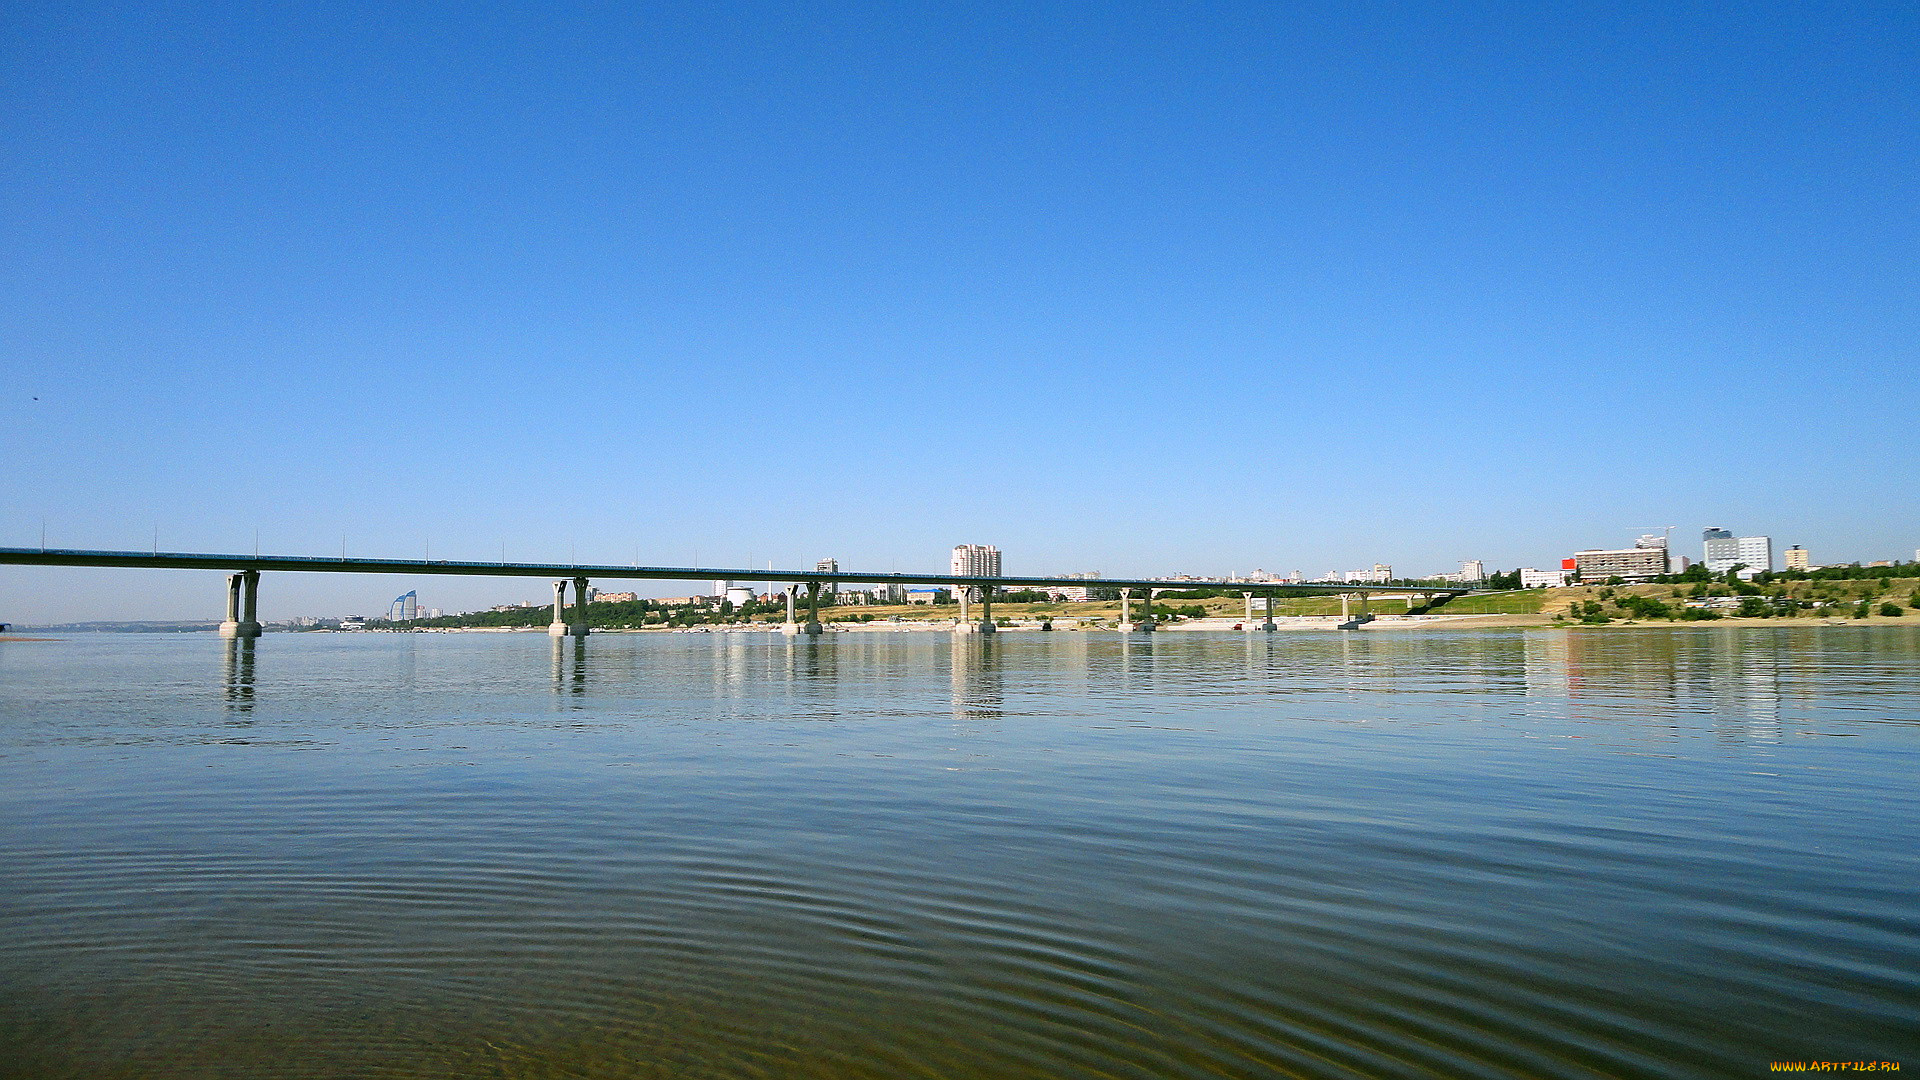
[0,547,1473,638]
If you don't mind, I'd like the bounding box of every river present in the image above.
[2,627,1915,1078]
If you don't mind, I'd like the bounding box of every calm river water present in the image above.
[1,628,1916,1078]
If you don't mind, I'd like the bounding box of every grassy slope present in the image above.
[823,576,1920,623]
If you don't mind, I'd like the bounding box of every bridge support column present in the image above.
[548,580,571,636]
[1338,592,1373,630]
[569,576,590,636]
[218,572,261,638]
[240,571,261,637]
[1243,592,1254,626]
[801,580,823,635]
[958,584,996,633]
[219,573,242,637]
[1121,587,1156,632]
[780,586,804,635]
[1262,594,1276,632]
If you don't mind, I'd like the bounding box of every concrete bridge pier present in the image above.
[783,582,823,635]
[1243,592,1254,626]
[1120,586,1157,632]
[957,584,996,633]
[219,571,262,638]
[1338,592,1373,631]
[1262,593,1277,632]
[548,579,588,637]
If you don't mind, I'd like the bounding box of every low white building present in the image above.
[1519,568,1571,589]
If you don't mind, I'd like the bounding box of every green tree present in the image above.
[1879,602,1904,617]
[1619,595,1673,620]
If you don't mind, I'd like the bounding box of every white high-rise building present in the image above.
[1704,528,1771,577]
[815,558,839,596]
[951,544,1001,577]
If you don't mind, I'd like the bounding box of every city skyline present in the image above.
[5,520,1913,625]
[3,1,1915,622]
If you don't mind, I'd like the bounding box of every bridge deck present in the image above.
[0,548,1471,597]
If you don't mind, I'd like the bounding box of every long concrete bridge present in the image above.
[0,547,1473,638]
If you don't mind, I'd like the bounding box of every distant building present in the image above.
[1735,534,1774,576]
[1703,528,1771,577]
[1520,568,1571,589]
[1343,564,1393,584]
[951,545,1001,577]
[872,583,907,604]
[905,589,944,605]
[1784,546,1811,572]
[388,591,418,622]
[815,558,839,596]
[724,586,755,608]
[1573,546,1667,582]
[1625,533,1686,574]
[1458,559,1485,583]
[1048,571,1105,602]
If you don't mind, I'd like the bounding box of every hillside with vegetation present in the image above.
[359,563,1920,631]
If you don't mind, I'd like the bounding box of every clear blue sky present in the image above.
[3,1,1915,622]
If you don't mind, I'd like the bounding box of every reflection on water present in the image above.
[2,627,1916,1078]
[550,635,589,699]
[220,638,256,717]
[950,637,1004,721]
